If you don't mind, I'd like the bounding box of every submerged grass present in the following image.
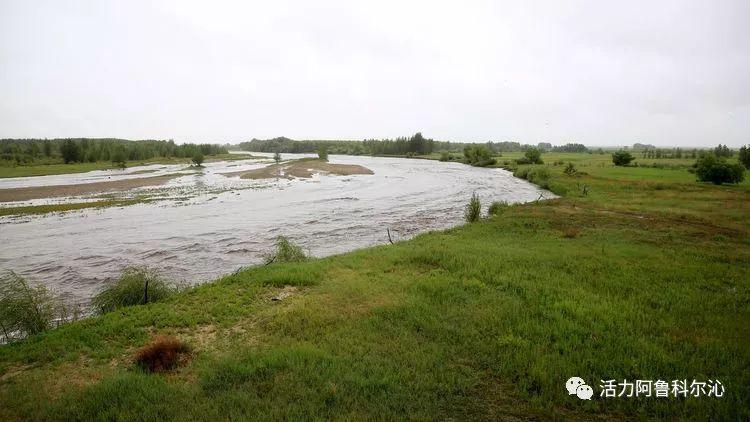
[0,198,153,217]
[0,154,748,419]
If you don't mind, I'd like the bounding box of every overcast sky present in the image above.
[1,1,748,146]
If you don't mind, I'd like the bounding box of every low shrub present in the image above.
[513,167,530,179]
[563,162,577,175]
[464,193,481,222]
[463,145,496,167]
[693,153,745,185]
[268,236,308,264]
[546,183,569,196]
[529,168,551,185]
[612,150,634,166]
[516,148,543,165]
[134,335,191,373]
[92,267,178,314]
[488,201,509,216]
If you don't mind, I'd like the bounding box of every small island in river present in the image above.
[222,158,374,180]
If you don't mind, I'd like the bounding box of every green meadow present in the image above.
[0,153,748,420]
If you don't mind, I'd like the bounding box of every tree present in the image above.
[192,153,204,166]
[739,145,750,169]
[463,145,495,167]
[317,147,328,161]
[525,147,543,164]
[42,140,53,157]
[273,152,281,164]
[693,153,744,185]
[59,140,81,163]
[714,144,732,158]
[111,147,127,169]
[612,150,634,166]
[517,147,543,164]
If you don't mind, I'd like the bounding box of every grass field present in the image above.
[0,153,258,178]
[0,153,748,420]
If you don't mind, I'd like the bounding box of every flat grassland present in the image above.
[0,153,748,420]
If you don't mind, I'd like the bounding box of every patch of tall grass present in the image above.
[0,271,78,342]
[513,166,568,195]
[267,236,308,264]
[464,193,481,222]
[91,267,179,314]
[488,200,509,216]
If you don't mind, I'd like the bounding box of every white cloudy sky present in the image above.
[1,0,748,146]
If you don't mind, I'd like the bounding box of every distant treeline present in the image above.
[0,138,228,166]
[239,134,592,156]
[636,145,736,160]
[239,134,441,156]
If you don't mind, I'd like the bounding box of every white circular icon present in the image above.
[576,384,594,400]
[566,377,585,395]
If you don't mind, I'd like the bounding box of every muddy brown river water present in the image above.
[0,153,552,306]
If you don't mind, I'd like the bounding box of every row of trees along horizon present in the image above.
[2,135,747,170]
[238,134,593,156]
[0,138,229,167]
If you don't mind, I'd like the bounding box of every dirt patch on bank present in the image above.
[222,159,373,180]
[0,174,183,202]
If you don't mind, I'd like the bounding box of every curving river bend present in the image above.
[0,154,552,305]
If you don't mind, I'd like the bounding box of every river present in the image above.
[0,153,551,305]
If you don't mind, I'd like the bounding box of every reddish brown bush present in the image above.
[562,227,580,238]
[134,335,190,373]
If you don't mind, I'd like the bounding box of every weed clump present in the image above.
[134,335,191,373]
[561,227,580,238]
[267,236,308,264]
[92,267,178,314]
[465,193,481,222]
[0,271,78,341]
[488,201,509,216]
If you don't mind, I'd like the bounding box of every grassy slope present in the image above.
[0,154,258,178]
[0,155,749,420]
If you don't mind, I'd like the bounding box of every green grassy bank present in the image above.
[0,155,748,420]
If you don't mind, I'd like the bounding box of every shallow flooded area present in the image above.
[0,154,551,305]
